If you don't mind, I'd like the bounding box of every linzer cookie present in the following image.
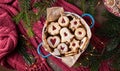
[75,27,86,40]
[57,43,68,54]
[47,36,60,48]
[69,18,82,31]
[104,0,120,17]
[47,22,61,35]
[42,7,92,67]
[60,27,74,43]
[58,16,69,27]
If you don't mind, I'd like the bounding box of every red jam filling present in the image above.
[50,38,56,45]
[60,46,65,50]
[62,18,65,23]
[78,31,82,35]
[74,21,77,25]
[72,43,76,46]
[64,32,68,36]
[52,26,56,30]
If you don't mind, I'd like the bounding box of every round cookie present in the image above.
[75,28,86,40]
[58,16,69,27]
[106,0,115,7]
[116,0,120,9]
[48,22,61,35]
[57,43,68,54]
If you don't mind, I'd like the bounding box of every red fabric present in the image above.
[0,0,110,71]
[0,0,13,3]
[0,3,18,68]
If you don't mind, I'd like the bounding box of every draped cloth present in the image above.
[0,0,110,71]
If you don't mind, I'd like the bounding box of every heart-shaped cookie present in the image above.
[47,36,60,48]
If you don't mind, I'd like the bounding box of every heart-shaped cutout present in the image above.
[47,36,60,48]
[50,38,56,45]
